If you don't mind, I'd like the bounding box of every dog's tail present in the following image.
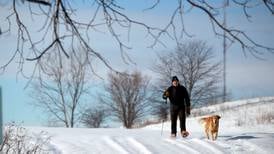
[198,117,206,124]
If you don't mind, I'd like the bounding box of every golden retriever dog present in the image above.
[199,115,221,141]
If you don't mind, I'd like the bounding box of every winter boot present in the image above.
[170,134,176,138]
[181,131,189,138]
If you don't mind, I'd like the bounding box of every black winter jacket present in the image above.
[163,84,190,108]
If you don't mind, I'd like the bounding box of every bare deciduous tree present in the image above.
[153,40,222,107]
[101,71,151,128]
[149,87,169,122]
[81,106,108,128]
[152,101,169,122]
[0,0,273,77]
[29,51,90,128]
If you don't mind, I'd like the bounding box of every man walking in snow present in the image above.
[163,76,191,138]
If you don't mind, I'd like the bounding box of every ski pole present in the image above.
[161,119,164,136]
[161,99,168,136]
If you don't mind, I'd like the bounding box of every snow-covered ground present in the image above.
[25,97,274,154]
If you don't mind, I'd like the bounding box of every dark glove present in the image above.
[162,91,169,100]
[186,106,191,116]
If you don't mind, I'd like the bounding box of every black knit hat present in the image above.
[172,76,179,82]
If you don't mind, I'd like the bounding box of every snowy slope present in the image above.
[27,97,274,154]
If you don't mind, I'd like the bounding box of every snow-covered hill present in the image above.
[25,97,274,153]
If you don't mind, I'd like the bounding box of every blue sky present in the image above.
[0,1,274,126]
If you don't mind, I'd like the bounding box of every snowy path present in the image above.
[23,97,274,153]
[28,127,274,154]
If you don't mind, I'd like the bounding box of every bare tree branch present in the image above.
[186,0,274,57]
[1,0,273,79]
[81,106,108,128]
[29,50,91,127]
[262,0,274,14]
[153,40,222,107]
[25,0,51,6]
[101,71,151,128]
[0,123,52,153]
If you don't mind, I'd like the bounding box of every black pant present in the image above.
[170,104,186,134]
